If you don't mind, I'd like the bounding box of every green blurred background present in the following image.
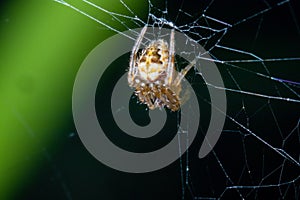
[0,0,145,199]
[0,0,299,199]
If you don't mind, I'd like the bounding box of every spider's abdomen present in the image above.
[137,39,169,82]
[129,35,183,111]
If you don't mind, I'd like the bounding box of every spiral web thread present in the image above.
[55,0,300,199]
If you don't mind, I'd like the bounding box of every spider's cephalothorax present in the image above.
[128,26,195,111]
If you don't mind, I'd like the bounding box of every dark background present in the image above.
[0,0,299,199]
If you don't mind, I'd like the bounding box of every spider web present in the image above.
[54,0,300,199]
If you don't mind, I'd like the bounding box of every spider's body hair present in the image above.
[128,27,194,111]
[135,84,180,112]
[129,39,181,111]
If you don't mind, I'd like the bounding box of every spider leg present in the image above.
[128,25,148,84]
[166,29,175,85]
[175,59,196,86]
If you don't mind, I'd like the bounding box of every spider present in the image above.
[128,26,196,111]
